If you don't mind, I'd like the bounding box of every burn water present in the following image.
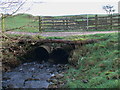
[2,61,67,88]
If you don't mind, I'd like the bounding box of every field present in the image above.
[3,14,119,32]
[4,14,39,32]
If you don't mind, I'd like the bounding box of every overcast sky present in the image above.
[2,0,120,16]
[29,0,119,2]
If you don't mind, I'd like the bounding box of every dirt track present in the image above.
[5,31,118,37]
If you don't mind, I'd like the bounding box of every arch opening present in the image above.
[33,47,49,62]
[50,48,69,64]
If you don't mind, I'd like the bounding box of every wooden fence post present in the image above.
[86,14,89,30]
[66,19,69,30]
[110,14,113,30]
[38,16,42,32]
[52,19,54,30]
[118,15,120,30]
[1,14,5,32]
[63,19,65,30]
[95,15,98,30]
[105,16,108,29]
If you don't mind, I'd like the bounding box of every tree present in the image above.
[0,0,27,32]
[0,0,27,15]
[102,5,115,14]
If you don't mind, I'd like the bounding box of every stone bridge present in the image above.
[18,39,105,64]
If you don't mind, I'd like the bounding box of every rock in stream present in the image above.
[2,61,68,89]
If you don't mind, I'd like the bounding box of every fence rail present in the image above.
[40,14,120,31]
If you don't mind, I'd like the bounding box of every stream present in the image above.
[2,61,68,88]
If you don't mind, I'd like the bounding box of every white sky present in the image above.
[3,0,120,16]
[30,0,119,2]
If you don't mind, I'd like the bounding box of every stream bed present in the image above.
[2,61,68,88]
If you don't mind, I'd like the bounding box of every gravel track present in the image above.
[5,31,118,37]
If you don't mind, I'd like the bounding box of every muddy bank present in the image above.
[2,61,68,88]
[2,35,70,88]
[2,35,73,72]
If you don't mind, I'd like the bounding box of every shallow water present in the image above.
[2,61,66,88]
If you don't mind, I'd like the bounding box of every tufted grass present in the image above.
[62,32,119,88]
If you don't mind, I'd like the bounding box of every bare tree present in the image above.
[0,0,27,16]
[103,5,115,14]
[0,0,27,32]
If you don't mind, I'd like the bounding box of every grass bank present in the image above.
[60,33,119,88]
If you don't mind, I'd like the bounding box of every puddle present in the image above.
[2,61,67,88]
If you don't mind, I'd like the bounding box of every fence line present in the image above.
[40,14,120,31]
[4,14,120,32]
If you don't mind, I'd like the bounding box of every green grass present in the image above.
[4,33,46,40]
[64,33,117,40]
[60,33,119,88]
[46,33,117,40]
[4,14,40,33]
